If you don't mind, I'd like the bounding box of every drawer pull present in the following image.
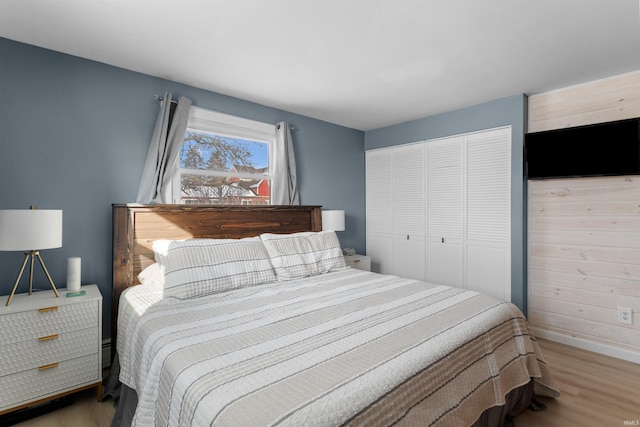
[39,362,59,371]
[38,306,59,313]
[38,334,59,342]
[352,259,361,263]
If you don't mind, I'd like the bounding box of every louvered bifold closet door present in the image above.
[393,144,426,280]
[426,136,464,287]
[465,127,511,300]
[366,149,394,274]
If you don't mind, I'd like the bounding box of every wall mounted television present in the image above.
[524,117,640,179]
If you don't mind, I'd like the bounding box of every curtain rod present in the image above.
[154,94,177,104]
[153,95,294,130]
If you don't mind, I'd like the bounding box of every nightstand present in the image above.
[344,254,371,271]
[0,285,102,415]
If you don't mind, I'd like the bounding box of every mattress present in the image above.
[116,268,558,426]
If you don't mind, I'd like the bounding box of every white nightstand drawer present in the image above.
[0,285,102,415]
[0,326,99,376]
[344,254,371,271]
[0,299,99,346]
[0,353,100,411]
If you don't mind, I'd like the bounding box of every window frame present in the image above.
[170,107,276,205]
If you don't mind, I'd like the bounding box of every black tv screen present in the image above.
[524,118,640,179]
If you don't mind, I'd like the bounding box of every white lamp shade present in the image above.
[0,209,63,251]
[322,210,345,232]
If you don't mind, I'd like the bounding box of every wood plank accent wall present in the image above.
[528,177,640,359]
[528,70,640,133]
[527,70,640,362]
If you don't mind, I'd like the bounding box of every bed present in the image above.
[107,204,559,427]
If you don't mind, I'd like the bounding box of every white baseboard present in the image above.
[102,339,111,370]
[532,328,640,364]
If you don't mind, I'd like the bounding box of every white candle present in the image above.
[67,257,81,291]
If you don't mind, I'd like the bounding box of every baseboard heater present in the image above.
[102,339,111,370]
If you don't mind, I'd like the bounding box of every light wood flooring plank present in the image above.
[10,387,115,427]
[516,339,640,427]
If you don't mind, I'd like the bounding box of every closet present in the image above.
[365,127,511,301]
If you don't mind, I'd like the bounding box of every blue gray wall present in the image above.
[364,95,528,313]
[0,36,529,339]
[0,38,366,338]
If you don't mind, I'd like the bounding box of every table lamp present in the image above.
[0,207,63,306]
[321,210,345,232]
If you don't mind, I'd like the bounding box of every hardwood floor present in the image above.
[8,339,640,427]
[516,339,640,427]
[7,387,115,427]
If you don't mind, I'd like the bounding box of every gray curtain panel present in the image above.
[136,93,192,203]
[272,122,299,205]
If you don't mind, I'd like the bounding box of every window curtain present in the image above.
[136,93,192,203]
[272,122,299,205]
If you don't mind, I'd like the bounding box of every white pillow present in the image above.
[137,263,164,286]
[152,237,276,299]
[260,231,346,280]
[307,231,347,274]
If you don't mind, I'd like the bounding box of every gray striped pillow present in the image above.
[260,231,346,280]
[152,237,276,299]
[308,231,347,274]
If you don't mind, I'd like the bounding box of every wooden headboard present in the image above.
[111,204,322,346]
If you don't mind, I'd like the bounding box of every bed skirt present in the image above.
[104,353,540,427]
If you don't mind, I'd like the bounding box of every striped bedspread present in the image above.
[117,269,559,427]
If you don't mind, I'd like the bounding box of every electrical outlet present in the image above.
[618,307,633,325]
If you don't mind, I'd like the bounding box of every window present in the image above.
[171,107,275,205]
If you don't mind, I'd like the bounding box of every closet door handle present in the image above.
[441,237,445,243]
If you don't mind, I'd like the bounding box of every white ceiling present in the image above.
[1,0,640,131]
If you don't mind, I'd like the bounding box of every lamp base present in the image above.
[5,251,60,306]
